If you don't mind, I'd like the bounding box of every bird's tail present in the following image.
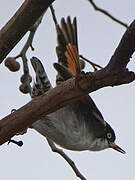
[56,16,81,75]
[53,16,85,84]
[30,57,52,98]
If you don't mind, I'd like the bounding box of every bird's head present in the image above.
[89,116,125,154]
[104,122,125,154]
[92,122,125,153]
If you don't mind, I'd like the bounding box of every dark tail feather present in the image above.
[53,63,72,81]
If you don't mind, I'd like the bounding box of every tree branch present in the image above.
[88,0,128,28]
[47,138,86,180]
[107,20,135,70]
[0,0,54,63]
[80,55,102,71]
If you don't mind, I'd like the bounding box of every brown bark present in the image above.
[0,0,54,63]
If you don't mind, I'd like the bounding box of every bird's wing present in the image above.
[54,16,81,81]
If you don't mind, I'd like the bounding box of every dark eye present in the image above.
[107,133,112,139]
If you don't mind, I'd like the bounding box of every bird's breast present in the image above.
[32,105,95,151]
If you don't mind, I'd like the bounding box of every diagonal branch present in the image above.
[107,20,135,70]
[88,0,128,28]
[0,0,54,63]
[80,55,102,71]
[16,13,45,94]
[47,138,86,180]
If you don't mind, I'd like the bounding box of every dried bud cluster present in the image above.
[20,74,32,83]
[4,57,20,72]
[19,74,32,94]
[19,84,30,94]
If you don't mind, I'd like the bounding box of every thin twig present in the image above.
[47,138,87,180]
[20,13,45,73]
[16,13,45,94]
[80,55,102,71]
[88,0,128,28]
[50,5,58,25]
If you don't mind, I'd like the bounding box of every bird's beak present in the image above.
[109,142,126,154]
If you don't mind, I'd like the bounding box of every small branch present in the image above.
[47,138,86,180]
[107,20,135,70]
[16,14,45,94]
[20,29,36,74]
[88,0,128,28]
[50,5,58,25]
[80,55,102,71]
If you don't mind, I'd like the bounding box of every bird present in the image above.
[30,16,125,154]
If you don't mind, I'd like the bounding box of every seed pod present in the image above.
[4,57,20,72]
[19,83,30,94]
[20,74,32,83]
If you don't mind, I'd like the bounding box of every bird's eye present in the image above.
[107,133,112,139]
